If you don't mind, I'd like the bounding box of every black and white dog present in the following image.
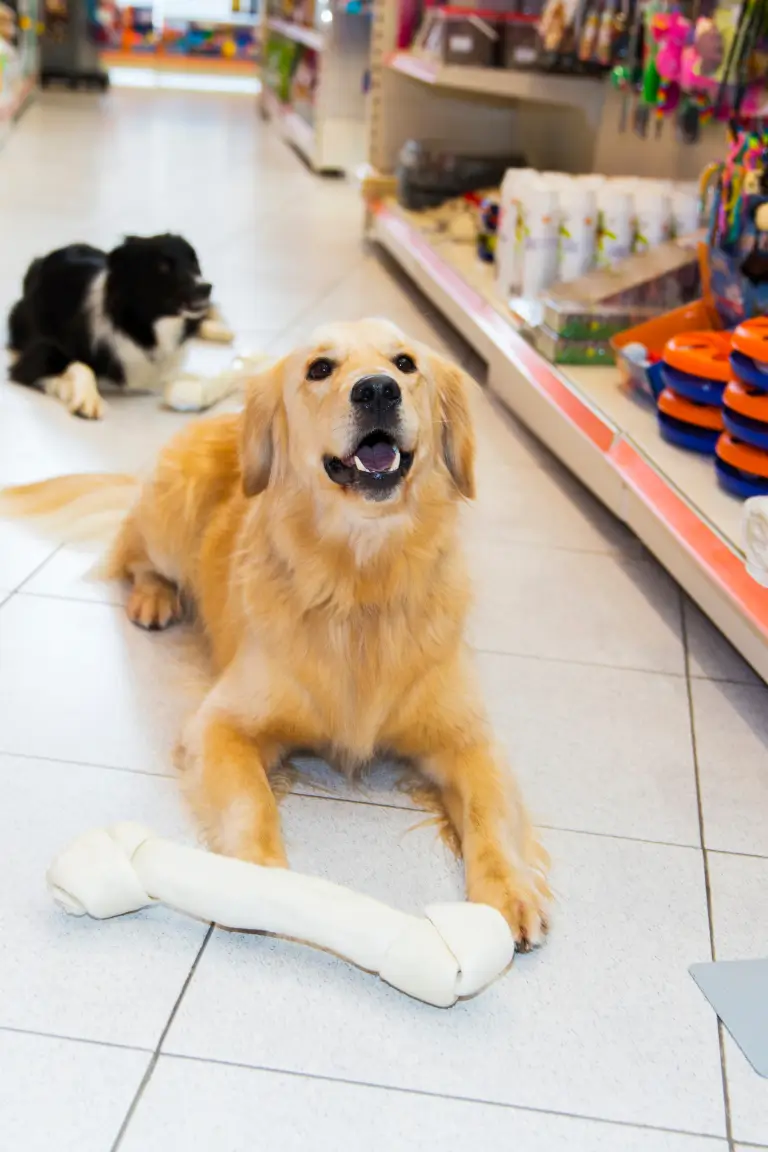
[7,233,227,419]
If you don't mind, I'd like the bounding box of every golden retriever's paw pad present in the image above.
[469,869,549,952]
[127,583,183,631]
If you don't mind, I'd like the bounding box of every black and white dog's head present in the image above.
[107,233,212,322]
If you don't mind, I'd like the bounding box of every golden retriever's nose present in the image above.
[350,375,401,411]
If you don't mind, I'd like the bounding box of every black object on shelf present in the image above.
[396,139,526,210]
[39,0,109,90]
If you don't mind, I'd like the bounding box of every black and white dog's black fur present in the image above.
[7,233,216,418]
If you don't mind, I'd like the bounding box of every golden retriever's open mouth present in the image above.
[324,431,414,497]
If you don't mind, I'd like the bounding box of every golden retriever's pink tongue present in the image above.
[353,441,397,472]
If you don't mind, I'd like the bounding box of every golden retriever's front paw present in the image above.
[127,580,183,631]
[469,855,550,951]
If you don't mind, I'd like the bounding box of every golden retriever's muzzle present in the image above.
[323,373,414,499]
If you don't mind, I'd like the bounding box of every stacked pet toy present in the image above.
[657,331,730,453]
[716,319,768,498]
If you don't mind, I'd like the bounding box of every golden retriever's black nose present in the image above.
[350,375,401,410]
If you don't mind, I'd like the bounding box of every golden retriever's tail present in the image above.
[0,473,140,545]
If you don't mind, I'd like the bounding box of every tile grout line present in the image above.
[109,923,214,1152]
[0,1019,729,1145]
[159,1049,729,1145]
[0,1022,153,1055]
[681,591,735,1151]
[13,540,64,595]
[0,746,173,778]
[3,742,768,859]
[3,586,761,688]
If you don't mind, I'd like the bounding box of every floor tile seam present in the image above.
[16,589,124,607]
[0,746,171,778]
[155,1049,730,1143]
[0,746,739,854]
[12,541,64,594]
[0,1022,153,1055]
[111,925,214,1152]
[284,791,709,851]
[472,643,687,677]
[681,589,734,1146]
[0,592,693,683]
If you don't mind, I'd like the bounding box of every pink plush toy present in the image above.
[653,11,690,81]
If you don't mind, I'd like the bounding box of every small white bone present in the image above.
[163,352,274,413]
[47,824,515,1008]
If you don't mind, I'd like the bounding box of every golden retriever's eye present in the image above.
[393,353,417,374]
[306,357,335,381]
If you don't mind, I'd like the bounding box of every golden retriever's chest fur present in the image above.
[226,516,470,766]
[283,601,460,764]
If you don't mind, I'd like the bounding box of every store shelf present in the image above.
[260,8,369,175]
[103,50,256,75]
[371,200,768,681]
[261,81,317,166]
[385,52,606,121]
[160,9,259,24]
[266,16,323,51]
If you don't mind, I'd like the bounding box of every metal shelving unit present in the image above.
[260,3,370,174]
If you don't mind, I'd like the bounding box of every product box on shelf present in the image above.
[414,7,502,66]
[396,140,525,211]
[544,239,701,311]
[532,324,615,365]
[542,299,666,340]
[516,242,702,372]
[502,0,546,69]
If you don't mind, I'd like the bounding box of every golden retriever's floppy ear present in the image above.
[432,355,476,499]
[241,358,285,497]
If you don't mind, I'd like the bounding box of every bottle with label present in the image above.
[559,184,598,281]
[596,185,633,267]
[495,167,537,301]
[633,183,670,253]
[671,184,700,238]
[522,179,560,298]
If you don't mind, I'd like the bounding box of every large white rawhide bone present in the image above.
[47,824,515,1008]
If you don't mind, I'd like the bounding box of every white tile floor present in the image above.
[0,90,766,1152]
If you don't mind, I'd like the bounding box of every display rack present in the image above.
[365,2,724,185]
[102,1,259,74]
[260,4,369,174]
[370,200,768,682]
[361,1,768,681]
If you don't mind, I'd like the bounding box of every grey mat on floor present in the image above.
[690,958,768,1078]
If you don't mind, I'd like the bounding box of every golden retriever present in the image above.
[0,318,550,947]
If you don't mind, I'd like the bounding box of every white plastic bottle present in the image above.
[575,173,607,193]
[495,167,537,300]
[633,183,671,252]
[597,184,633,267]
[522,180,561,298]
[671,184,701,238]
[558,184,598,282]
